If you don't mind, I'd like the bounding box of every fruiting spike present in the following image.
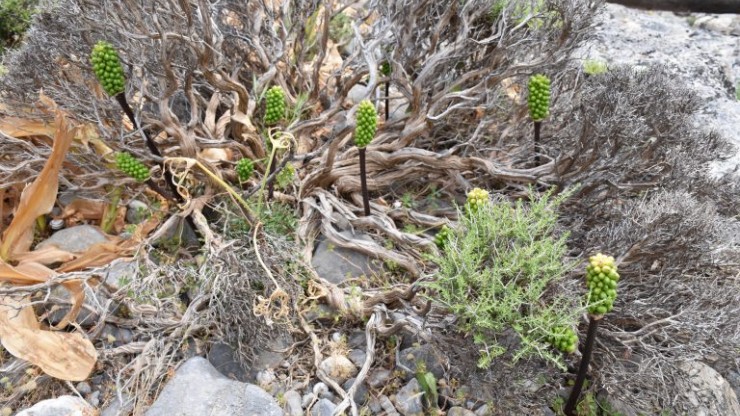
[264,86,286,126]
[236,158,255,182]
[354,100,378,148]
[90,41,126,96]
[527,74,551,122]
[586,253,619,316]
[115,152,150,182]
[466,188,489,212]
[548,326,578,354]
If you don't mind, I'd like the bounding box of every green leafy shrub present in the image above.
[426,188,581,369]
[0,0,37,55]
[582,59,608,76]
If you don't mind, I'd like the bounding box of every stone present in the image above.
[125,200,150,224]
[311,231,381,284]
[100,324,134,347]
[74,382,91,395]
[319,355,358,384]
[310,398,336,416]
[475,404,491,416]
[103,260,137,291]
[249,332,294,380]
[397,344,446,381]
[448,407,477,416]
[379,395,400,415]
[343,377,369,404]
[86,391,100,409]
[678,361,740,415]
[207,342,249,382]
[284,390,303,416]
[100,394,133,416]
[368,368,392,388]
[16,395,94,416]
[393,379,424,416]
[348,349,367,368]
[36,225,108,253]
[301,393,315,409]
[143,357,282,416]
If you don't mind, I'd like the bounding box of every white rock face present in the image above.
[143,357,282,416]
[679,361,740,416]
[16,395,95,416]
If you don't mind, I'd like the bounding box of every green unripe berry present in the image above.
[236,158,255,182]
[354,100,378,148]
[434,225,452,248]
[527,74,551,122]
[466,188,489,213]
[90,41,126,96]
[264,86,286,126]
[115,152,150,182]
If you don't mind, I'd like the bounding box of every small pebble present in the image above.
[75,382,92,395]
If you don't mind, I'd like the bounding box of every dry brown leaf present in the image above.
[14,246,77,266]
[0,296,97,381]
[0,114,75,260]
[61,199,107,223]
[0,258,49,285]
[56,242,126,273]
[199,148,233,164]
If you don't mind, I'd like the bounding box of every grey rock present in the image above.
[249,332,294,380]
[301,393,315,409]
[368,368,392,388]
[348,331,366,349]
[125,200,150,224]
[398,344,446,381]
[475,404,491,416]
[207,342,249,382]
[100,324,134,347]
[74,382,91,395]
[678,361,740,415]
[379,395,400,416]
[319,355,358,384]
[313,382,330,398]
[448,407,477,416]
[144,357,282,416]
[37,225,108,253]
[16,395,93,416]
[310,398,337,416]
[100,394,133,416]
[86,391,100,408]
[348,349,367,368]
[343,377,369,404]
[393,379,424,416]
[367,397,383,414]
[103,260,137,291]
[311,231,381,284]
[284,390,303,416]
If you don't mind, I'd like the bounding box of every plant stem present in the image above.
[359,147,370,216]
[385,81,390,121]
[114,93,200,241]
[267,152,277,201]
[564,316,600,416]
[534,120,542,165]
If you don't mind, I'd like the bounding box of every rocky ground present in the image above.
[8,3,740,416]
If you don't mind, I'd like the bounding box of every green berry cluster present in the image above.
[548,326,578,354]
[115,152,149,182]
[90,41,126,96]
[236,158,255,182]
[354,100,378,148]
[434,225,452,248]
[264,86,286,126]
[527,74,551,121]
[586,253,619,316]
[380,61,391,76]
[466,188,489,213]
